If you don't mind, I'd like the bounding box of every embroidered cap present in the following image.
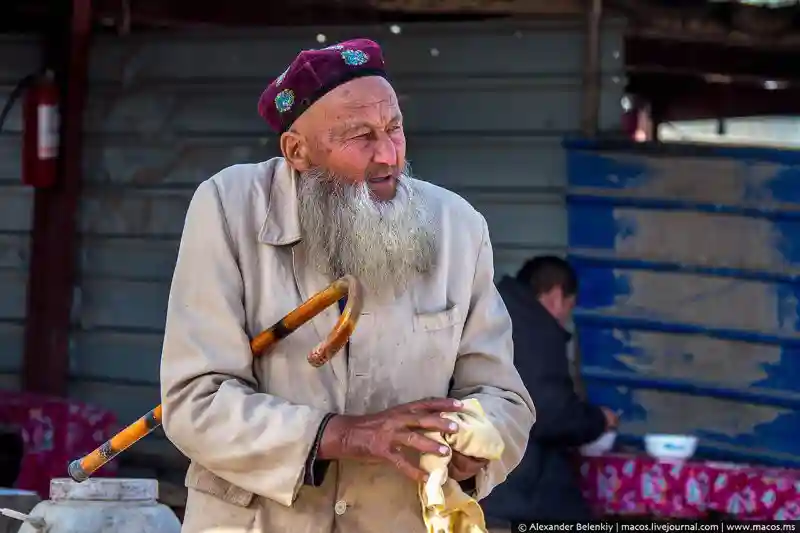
[258,38,387,134]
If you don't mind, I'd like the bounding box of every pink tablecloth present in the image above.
[0,391,118,498]
[580,454,800,520]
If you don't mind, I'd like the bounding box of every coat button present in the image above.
[334,500,347,515]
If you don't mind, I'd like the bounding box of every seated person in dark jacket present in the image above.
[482,256,618,527]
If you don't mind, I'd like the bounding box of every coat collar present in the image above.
[258,158,302,246]
[255,158,347,381]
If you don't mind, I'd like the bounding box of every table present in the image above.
[0,391,118,498]
[580,454,800,520]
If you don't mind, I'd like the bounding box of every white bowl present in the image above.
[580,431,617,456]
[645,434,698,460]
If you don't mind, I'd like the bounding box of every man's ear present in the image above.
[279,130,311,172]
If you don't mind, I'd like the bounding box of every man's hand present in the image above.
[448,451,488,482]
[600,407,619,430]
[318,398,464,483]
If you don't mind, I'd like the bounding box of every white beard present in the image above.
[297,165,437,301]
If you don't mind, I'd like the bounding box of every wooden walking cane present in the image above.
[68,275,364,482]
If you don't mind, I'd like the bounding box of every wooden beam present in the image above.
[628,73,800,121]
[614,0,800,48]
[88,0,588,29]
[581,0,603,136]
[22,0,92,395]
[367,0,585,15]
[626,36,800,82]
[92,0,384,28]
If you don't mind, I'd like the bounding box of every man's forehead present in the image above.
[329,78,397,109]
[331,101,400,124]
[318,81,400,129]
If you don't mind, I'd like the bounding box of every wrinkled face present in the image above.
[281,76,407,202]
[280,77,436,300]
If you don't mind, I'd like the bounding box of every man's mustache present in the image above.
[364,165,402,181]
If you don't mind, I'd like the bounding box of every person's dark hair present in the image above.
[516,255,578,298]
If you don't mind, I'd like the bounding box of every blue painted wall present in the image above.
[565,139,800,467]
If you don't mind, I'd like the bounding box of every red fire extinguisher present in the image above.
[21,70,60,189]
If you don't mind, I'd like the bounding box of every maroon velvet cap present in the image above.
[258,38,387,134]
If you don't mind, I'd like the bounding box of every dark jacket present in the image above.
[481,276,607,523]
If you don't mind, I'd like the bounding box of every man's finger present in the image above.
[452,458,488,472]
[386,451,429,483]
[449,453,488,481]
[403,413,460,435]
[401,398,462,414]
[448,462,466,479]
[450,452,488,475]
[394,430,450,457]
[452,452,488,468]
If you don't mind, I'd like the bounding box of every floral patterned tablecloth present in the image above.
[579,454,800,520]
[0,391,118,498]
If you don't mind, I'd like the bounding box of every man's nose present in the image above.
[372,133,398,167]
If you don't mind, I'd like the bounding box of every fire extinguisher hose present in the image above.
[0,72,41,133]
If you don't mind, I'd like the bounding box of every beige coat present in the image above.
[160,158,535,533]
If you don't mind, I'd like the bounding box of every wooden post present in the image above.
[21,0,92,395]
[581,0,603,137]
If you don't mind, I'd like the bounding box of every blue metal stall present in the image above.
[566,139,800,467]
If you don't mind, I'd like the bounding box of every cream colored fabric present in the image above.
[419,398,505,533]
[159,158,535,532]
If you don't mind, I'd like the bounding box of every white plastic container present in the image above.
[645,434,698,460]
[7,478,181,533]
[580,431,617,456]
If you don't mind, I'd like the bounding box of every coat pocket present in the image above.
[184,460,255,507]
[182,462,259,532]
[181,487,260,533]
[412,305,463,332]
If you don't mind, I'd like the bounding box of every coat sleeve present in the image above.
[160,179,329,507]
[449,215,536,500]
[514,325,607,447]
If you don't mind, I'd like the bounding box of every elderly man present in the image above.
[160,38,534,533]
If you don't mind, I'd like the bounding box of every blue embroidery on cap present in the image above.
[275,89,295,113]
[275,68,289,86]
[341,49,369,66]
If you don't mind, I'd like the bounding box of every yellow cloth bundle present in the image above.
[418,398,505,533]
